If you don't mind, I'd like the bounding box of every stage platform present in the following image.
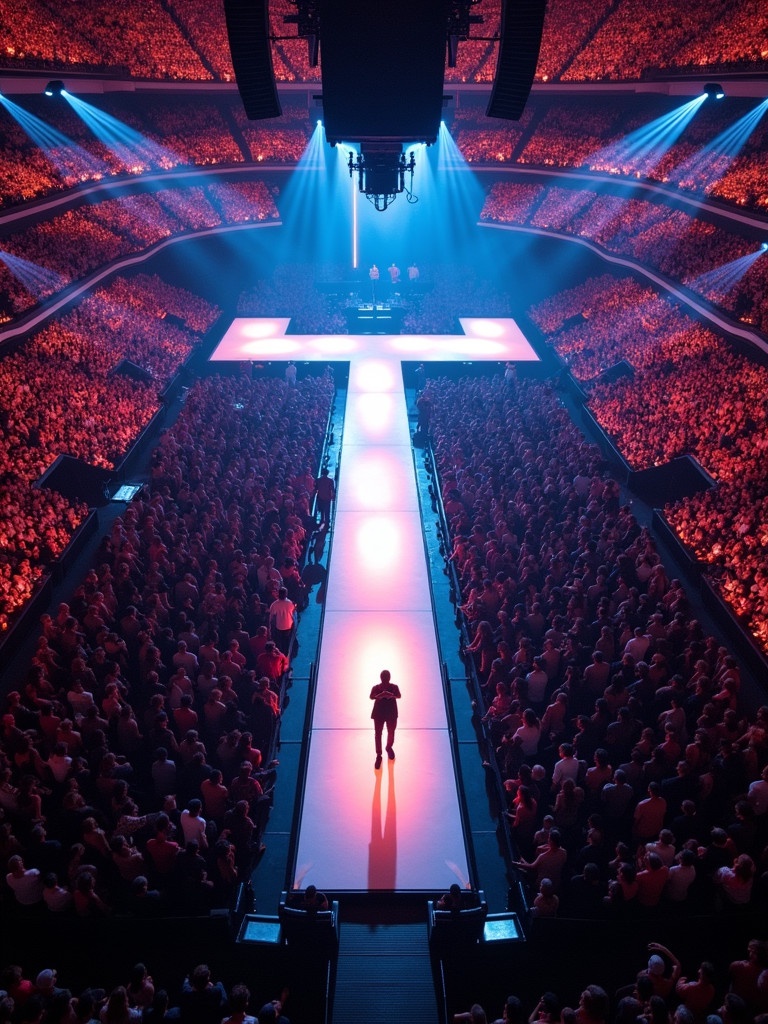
[209,316,540,364]
[210,317,539,892]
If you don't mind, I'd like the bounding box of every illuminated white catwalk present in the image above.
[211,318,539,890]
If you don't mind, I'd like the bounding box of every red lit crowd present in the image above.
[428,371,768,916]
[666,484,768,655]
[0,962,290,1024]
[482,182,768,332]
[457,935,768,1024]
[0,96,309,212]
[2,0,765,83]
[0,274,219,628]
[457,94,768,215]
[0,184,278,324]
[0,371,333,918]
[527,271,768,659]
[1,92,768,222]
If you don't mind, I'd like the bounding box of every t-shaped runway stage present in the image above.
[211,318,539,890]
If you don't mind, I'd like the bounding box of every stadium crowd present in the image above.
[455,934,768,1024]
[2,0,764,84]
[428,371,768,916]
[236,264,346,335]
[459,93,768,216]
[0,96,307,211]
[666,482,768,656]
[1,90,768,225]
[0,961,293,1024]
[481,182,768,333]
[526,270,768,658]
[0,371,333,920]
[0,184,277,324]
[0,274,219,629]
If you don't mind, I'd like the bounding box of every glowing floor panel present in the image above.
[310,612,445,731]
[209,316,540,364]
[321,520,430,611]
[334,447,419,510]
[342,392,413,447]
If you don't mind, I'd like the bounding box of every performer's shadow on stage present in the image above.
[368,758,397,890]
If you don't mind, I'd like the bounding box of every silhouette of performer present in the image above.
[370,669,401,769]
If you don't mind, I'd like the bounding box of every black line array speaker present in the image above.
[486,0,547,121]
[224,0,282,120]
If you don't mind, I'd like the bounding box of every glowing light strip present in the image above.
[352,167,358,269]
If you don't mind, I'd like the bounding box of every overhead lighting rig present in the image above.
[347,145,417,212]
[447,0,483,67]
[283,0,320,66]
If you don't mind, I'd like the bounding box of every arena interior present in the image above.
[1,3,768,1023]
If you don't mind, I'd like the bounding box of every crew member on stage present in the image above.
[370,669,401,769]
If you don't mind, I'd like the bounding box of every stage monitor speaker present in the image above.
[224,0,282,120]
[34,454,112,507]
[486,0,547,121]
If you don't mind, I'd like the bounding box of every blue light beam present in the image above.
[275,122,347,265]
[0,249,68,299]
[63,93,181,172]
[434,121,486,238]
[0,92,108,182]
[590,95,707,179]
[671,99,768,192]
[686,246,766,302]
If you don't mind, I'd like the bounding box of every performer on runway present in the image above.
[388,262,401,288]
[370,669,401,769]
[369,263,379,304]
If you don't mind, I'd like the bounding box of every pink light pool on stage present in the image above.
[390,335,438,354]
[357,515,401,571]
[463,318,506,338]
[442,336,508,356]
[242,318,291,338]
[340,447,417,510]
[353,393,398,440]
[242,337,302,357]
[309,335,362,355]
[351,358,399,392]
[310,611,446,731]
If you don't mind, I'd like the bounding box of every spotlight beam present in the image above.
[0,93,108,180]
[672,99,768,191]
[0,249,68,298]
[687,246,767,301]
[590,95,707,179]
[63,93,180,172]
